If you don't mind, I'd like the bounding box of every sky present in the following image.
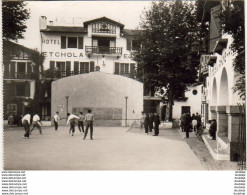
[18,1,152,51]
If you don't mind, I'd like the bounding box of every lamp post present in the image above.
[65,96,69,119]
[125,96,128,127]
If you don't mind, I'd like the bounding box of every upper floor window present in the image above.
[92,22,116,34]
[61,36,84,49]
[127,38,140,51]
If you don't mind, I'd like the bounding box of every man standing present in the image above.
[67,113,79,136]
[54,111,60,132]
[184,112,192,138]
[153,113,160,136]
[78,112,85,133]
[149,113,154,132]
[22,113,31,138]
[83,110,94,140]
[30,113,43,135]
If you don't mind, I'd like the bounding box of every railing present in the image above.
[44,70,90,79]
[4,72,35,80]
[92,28,116,34]
[86,46,122,55]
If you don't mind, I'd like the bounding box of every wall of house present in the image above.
[41,32,135,73]
[51,72,143,126]
[172,85,202,119]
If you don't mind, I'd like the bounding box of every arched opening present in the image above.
[212,78,217,106]
[219,68,229,105]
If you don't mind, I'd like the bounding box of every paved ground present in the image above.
[4,125,205,170]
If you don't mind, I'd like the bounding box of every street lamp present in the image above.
[125,96,128,127]
[65,96,69,119]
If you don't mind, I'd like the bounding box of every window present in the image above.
[6,104,17,115]
[16,82,27,97]
[80,62,89,73]
[68,37,77,48]
[115,63,135,77]
[127,39,140,51]
[61,36,83,49]
[193,89,198,95]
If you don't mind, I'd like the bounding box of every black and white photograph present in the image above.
[1,0,245,174]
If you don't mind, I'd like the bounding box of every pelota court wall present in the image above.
[51,72,143,126]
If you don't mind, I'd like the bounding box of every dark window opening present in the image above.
[17,62,26,73]
[16,82,26,97]
[68,37,77,48]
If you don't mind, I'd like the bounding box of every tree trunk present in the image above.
[165,89,173,122]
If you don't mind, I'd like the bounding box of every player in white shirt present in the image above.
[30,114,42,135]
[67,113,79,136]
[22,113,31,138]
[54,111,61,131]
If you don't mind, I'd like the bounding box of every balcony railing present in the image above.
[4,72,35,80]
[92,28,116,34]
[86,46,122,55]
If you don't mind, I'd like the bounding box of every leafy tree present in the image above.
[133,0,200,121]
[2,1,30,41]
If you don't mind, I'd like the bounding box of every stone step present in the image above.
[202,134,230,161]
[217,136,230,150]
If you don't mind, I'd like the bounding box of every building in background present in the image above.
[40,16,143,126]
[3,41,39,121]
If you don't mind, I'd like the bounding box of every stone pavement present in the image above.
[4,126,205,170]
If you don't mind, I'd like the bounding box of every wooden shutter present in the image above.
[61,36,66,49]
[130,63,135,73]
[50,61,55,70]
[115,62,120,74]
[78,37,84,49]
[124,63,129,74]
[90,61,95,72]
[209,5,222,53]
[27,62,32,73]
[85,62,89,73]
[10,61,15,77]
[66,61,71,76]
[80,62,84,73]
[127,39,131,50]
[74,61,79,74]
[25,82,30,97]
[120,63,125,75]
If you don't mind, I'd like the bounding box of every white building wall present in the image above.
[172,85,202,119]
[208,35,243,110]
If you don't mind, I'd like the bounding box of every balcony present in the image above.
[213,38,228,54]
[4,72,36,80]
[85,46,122,56]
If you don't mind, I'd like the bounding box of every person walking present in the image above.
[30,114,43,135]
[180,113,186,132]
[139,111,145,131]
[144,113,149,134]
[22,113,31,138]
[153,113,160,136]
[195,112,202,130]
[67,113,79,136]
[149,113,154,132]
[78,112,85,133]
[184,112,192,138]
[54,111,60,132]
[83,110,94,140]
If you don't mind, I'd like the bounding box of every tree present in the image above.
[2,1,30,41]
[133,0,200,121]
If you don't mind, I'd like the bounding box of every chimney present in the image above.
[49,21,54,26]
[39,16,47,30]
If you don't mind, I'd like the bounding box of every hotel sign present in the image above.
[42,52,84,58]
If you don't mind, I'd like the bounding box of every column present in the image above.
[216,106,228,137]
[210,106,217,120]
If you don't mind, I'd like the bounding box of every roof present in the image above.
[83,16,125,29]
[40,26,87,33]
[4,40,39,55]
[122,29,140,36]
